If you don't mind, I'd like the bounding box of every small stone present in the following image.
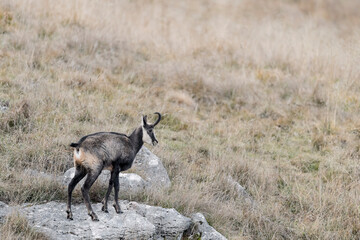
[0,201,11,223]
[0,100,9,113]
[190,213,227,240]
[227,176,255,205]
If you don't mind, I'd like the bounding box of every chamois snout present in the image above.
[142,112,161,146]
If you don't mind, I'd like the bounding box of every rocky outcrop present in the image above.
[3,147,227,239]
[1,200,227,240]
[1,200,227,239]
[22,201,192,240]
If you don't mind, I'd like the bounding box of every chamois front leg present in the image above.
[101,168,117,213]
[66,166,87,220]
[113,168,123,214]
[81,168,102,221]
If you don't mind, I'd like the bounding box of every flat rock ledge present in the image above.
[0,201,226,240]
[18,201,226,240]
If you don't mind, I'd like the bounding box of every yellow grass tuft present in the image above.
[0,211,48,240]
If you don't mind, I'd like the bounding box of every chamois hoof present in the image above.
[89,212,99,221]
[101,205,109,213]
[66,210,73,220]
[113,204,123,214]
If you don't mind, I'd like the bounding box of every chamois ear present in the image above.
[142,115,148,127]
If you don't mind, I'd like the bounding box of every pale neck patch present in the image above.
[142,126,152,144]
[74,148,82,159]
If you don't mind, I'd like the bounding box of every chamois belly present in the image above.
[117,151,136,171]
[102,155,134,172]
[120,162,133,171]
[103,164,113,171]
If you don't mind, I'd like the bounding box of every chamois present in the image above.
[66,112,161,221]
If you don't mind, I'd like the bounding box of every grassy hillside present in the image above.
[1,0,360,239]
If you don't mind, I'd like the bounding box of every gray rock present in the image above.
[63,168,146,197]
[23,201,155,240]
[118,173,147,196]
[2,201,226,240]
[134,147,171,189]
[227,176,254,205]
[190,213,227,240]
[0,100,9,113]
[127,202,192,239]
[22,201,193,240]
[0,201,11,223]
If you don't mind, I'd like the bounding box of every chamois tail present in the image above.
[70,143,79,148]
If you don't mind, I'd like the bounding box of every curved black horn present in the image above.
[151,112,161,126]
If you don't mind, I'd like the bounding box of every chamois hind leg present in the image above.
[66,166,87,220]
[81,167,102,221]
[113,168,123,214]
[101,168,117,213]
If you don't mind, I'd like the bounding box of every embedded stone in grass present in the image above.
[0,201,11,224]
[227,176,255,205]
[0,100,9,113]
[189,213,227,240]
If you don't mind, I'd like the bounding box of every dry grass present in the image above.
[0,211,48,240]
[1,0,360,239]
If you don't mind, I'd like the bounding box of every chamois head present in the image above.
[142,112,161,146]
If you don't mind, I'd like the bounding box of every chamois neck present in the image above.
[129,126,144,153]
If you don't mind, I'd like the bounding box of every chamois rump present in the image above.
[66,112,161,221]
